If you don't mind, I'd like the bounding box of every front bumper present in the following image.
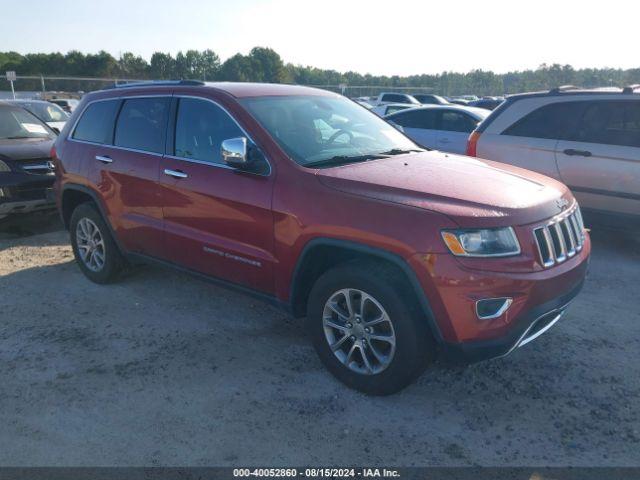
[440,279,583,363]
[0,172,55,217]
[408,233,591,363]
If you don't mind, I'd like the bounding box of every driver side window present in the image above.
[174,98,243,165]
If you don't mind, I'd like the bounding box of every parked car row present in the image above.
[48,80,592,395]
[362,91,504,113]
[371,85,639,227]
[467,85,640,228]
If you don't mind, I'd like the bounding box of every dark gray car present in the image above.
[0,102,57,219]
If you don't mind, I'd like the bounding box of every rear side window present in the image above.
[174,98,243,165]
[385,105,410,115]
[381,94,409,104]
[567,101,640,148]
[389,110,437,129]
[419,96,438,105]
[72,100,119,144]
[440,111,478,133]
[114,97,170,154]
[502,102,583,140]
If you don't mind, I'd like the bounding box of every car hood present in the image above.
[0,137,54,162]
[315,151,573,227]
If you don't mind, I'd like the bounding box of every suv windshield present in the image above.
[21,102,69,122]
[241,95,420,167]
[0,106,54,140]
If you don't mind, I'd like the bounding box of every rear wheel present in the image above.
[70,203,125,284]
[307,261,435,395]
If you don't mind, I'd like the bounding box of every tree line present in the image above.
[1,48,639,96]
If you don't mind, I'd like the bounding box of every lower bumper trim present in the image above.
[499,308,566,359]
[440,279,585,364]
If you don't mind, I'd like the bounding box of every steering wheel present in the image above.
[326,129,354,146]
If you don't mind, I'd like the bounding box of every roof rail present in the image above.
[548,85,580,94]
[622,84,640,94]
[105,80,205,90]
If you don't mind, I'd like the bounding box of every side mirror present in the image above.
[221,137,249,167]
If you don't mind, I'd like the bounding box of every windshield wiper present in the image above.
[5,136,36,140]
[305,154,389,168]
[377,148,425,155]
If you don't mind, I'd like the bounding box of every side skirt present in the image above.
[126,252,292,314]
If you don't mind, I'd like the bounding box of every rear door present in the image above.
[159,96,276,294]
[436,110,480,154]
[555,99,640,216]
[386,109,439,149]
[480,102,583,179]
[87,95,170,257]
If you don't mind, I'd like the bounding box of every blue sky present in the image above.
[1,0,636,76]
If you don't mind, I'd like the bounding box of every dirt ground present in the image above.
[0,213,639,466]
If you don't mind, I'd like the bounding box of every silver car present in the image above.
[468,86,640,226]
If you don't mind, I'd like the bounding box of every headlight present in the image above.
[0,160,11,172]
[441,227,520,257]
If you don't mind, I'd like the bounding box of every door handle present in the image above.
[439,138,450,143]
[164,168,188,179]
[563,149,592,157]
[95,155,113,164]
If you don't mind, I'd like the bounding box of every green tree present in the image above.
[219,53,253,82]
[150,52,175,79]
[1,48,639,94]
[117,52,149,78]
[200,49,221,80]
[247,47,289,83]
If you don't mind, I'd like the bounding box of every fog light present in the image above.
[476,297,512,320]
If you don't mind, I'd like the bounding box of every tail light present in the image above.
[466,131,480,157]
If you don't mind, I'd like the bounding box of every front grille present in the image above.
[534,205,585,268]
[15,183,51,201]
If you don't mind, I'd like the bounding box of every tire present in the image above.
[307,260,436,395]
[69,202,125,284]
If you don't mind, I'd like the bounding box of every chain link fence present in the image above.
[1,75,435,100]
[0,75,147,100]
[307,85,435,99]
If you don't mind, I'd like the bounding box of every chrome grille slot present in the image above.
[550,223,566,262]
[569,215,583,251]
[533,205,585,268]
[534,228,554,267]
[561,219,576,257]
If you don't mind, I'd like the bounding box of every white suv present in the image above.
[467,86,640,227]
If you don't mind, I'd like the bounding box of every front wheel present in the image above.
[69,202,125,284]
[307,261,436,395]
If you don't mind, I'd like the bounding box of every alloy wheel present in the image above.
[322,288,396,375]
[76,217,106,272]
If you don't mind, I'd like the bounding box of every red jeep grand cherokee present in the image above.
[53,81,590,394]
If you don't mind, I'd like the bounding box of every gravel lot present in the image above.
[0,213,639,467]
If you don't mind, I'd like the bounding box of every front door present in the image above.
[159,96,276,294]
